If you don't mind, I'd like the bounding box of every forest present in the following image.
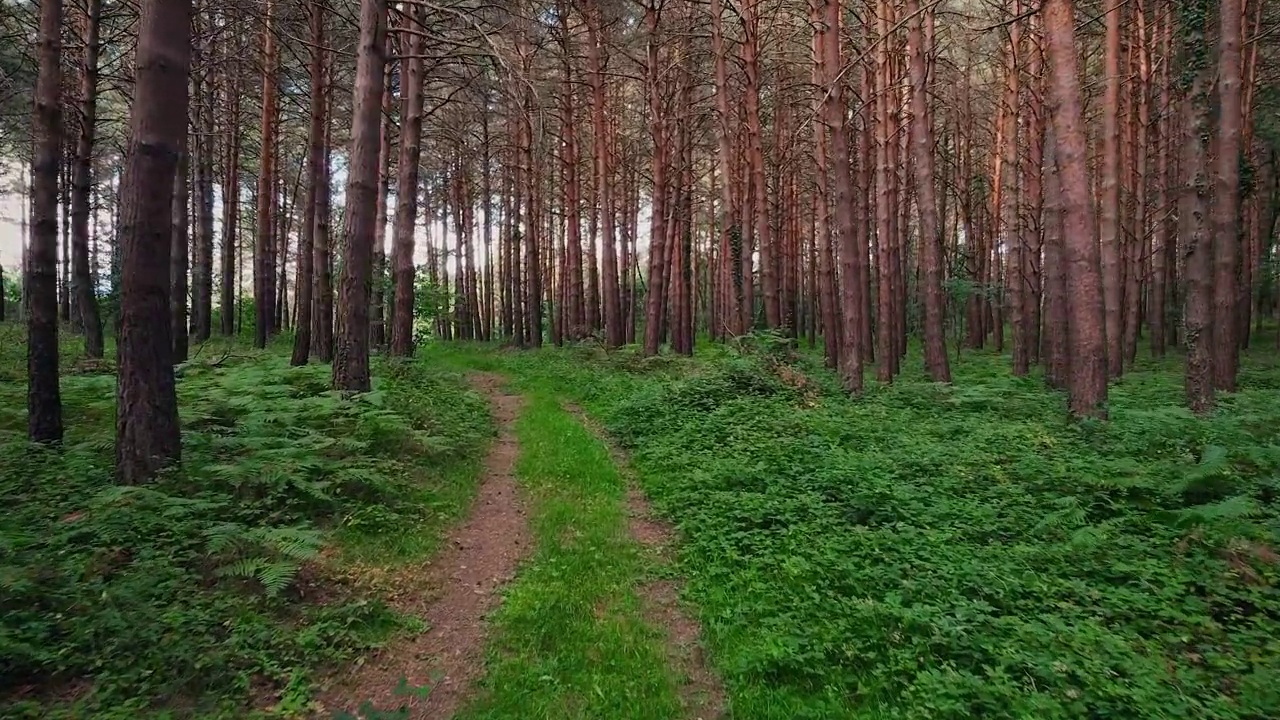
[1,0,1279,717]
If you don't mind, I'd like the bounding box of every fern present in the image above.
[215,558,301,596]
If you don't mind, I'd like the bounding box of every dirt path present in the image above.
[319,373,529,719]
[565,404,727,720]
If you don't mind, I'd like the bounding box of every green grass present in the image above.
[422,338,1280,720]
[457,386,683,720]
[0,327,491,719]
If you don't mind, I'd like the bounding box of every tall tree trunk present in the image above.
[558,1,585,339]
[291,0,325,366]
[710,0,743,339]
[28,0,64,444]
[1123,4,1149,370]
[874,0,895,382]
[742,0,779,329]
[998,7,1024,374]
[220,31,240,337]
[389,10,423,356]
[1042,126,1069,389]
[254,0,278,348]
[171,138,189,362]
[313,51,335,361]
[1022,23,1045,365]
[192,56,214,342]
[641,2,667,355]
[71,0,104,358]
[1043,0,1108,418]
[371,74,391,349]
[333,0,386,391]
[1150,6,1171,356]
[1100,0,1124,377]
[60,159,71,325]
[809,0,839,370]
[1180,0,1215,413]
[906,0,950,382]
[818,0,865,391]
[116,0,191,481]
[482,116,495,341]
[189,3,212,342]
[1212,0,1241,390]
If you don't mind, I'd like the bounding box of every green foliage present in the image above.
[456,390,682,720]
[426,342,1280,720]
[412,267,455,344]
[0,344,490,717]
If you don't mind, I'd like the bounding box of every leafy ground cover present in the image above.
[424,339,1280,720]
[0,329,490,719]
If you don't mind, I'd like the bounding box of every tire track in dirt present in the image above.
[319,372,529,719]
[565,403,727,720]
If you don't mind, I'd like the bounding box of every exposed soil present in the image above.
[317,373,529,719]
[564,403,727,720]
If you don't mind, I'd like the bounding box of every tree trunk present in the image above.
[1150,6,1172,356]
[742,0,779,329]
[809,0,839,370]
[332,0,386,391]
[1100,0,1124,377]
[641,2,667,355]
[171,138,189,362]
[71,0,104,358]
[1043,0,1108,418]
[1180,0,1215,413]
[389,9,423,356]
[906,0,950,382]
[1042,126,1069,389]
[874,0,895,382]
[291,0,325,366]
[1123,5,1149,370]
[1212,0,1241,390]
[254,0,278,349]
[313,51,335,361]
[60,159,71,326]
[1022,22,1045,365]
[818,0,864,391]
[371,74,391,349]
[710,0,743,339]
[191,3,214,343]
[116,0,191,481]
[220,30,240,338]
[28,0,64,444]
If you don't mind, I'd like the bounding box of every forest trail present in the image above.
[320,372,530,719]
[565,404,726,720]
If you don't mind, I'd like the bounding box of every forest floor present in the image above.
[3,323,1280,719]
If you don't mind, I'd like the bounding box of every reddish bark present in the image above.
[1043,0,1108,418]
[28,0,64,444]
[1100,0,1124,377]
[291,0,326,366]
[1213,0,1242,390]
[874,0,895,382]
[171,135,189,363]
[312,53,335,361]
[389,8,423,356]
[641,2,667,355]
[332,0,387,392]
[71,0,104,359]
[116,0,191,480]
[253,0,278,349]
[1180,0,1215,413]
[906,0,950,382]
[1042,127,1069,389]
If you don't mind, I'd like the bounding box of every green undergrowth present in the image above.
[422,339,1280,720]
[0,330,489,718]
[457,388,682,720]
